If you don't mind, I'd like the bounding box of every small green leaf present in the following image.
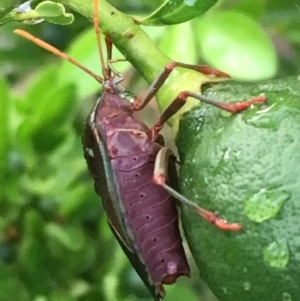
[35,1,74,25]
[137,0,220,26]
[1,1,73,25]
[196,11,277,81]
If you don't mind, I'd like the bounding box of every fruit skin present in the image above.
[176,77,300,301]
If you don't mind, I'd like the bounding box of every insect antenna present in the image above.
[93,0,110,80]
[14,29,103,84]
[13,1,107,84]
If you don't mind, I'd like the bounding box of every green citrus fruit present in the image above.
[177,77,300,301]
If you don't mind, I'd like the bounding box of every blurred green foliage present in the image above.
[0,0,299,301]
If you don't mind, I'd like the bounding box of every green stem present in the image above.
[0,0,27,18]
[57,0,169,82]
[0,10,40,24]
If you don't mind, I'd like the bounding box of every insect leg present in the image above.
[133,61,230,111]
[150,91,266,136]
[105,37,128,78]
[153,147,242,231]
[164,62,231,79]
[105,37,113,78]
[105,37,112,60]
[107,58,127,77]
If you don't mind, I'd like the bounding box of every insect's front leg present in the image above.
[133,61,230,112]
[153,147,242,231]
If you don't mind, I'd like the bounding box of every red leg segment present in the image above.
[154,147,242,231]
[150,91,267,136]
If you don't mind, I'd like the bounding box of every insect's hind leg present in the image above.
[153,147,242,231]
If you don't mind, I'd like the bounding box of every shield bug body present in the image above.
[14,0,267,299]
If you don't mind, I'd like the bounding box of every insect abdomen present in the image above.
[112,154,190,289]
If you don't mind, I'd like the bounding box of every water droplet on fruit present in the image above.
[247,116,278,130]
[223,148,231,160]
[246,104,299,132]
[263,239,289,268]
[282,292,292,301]
[244,188,290,222]
[243,282,251,291]
[215,126,225,136]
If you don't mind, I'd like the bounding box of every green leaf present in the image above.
[196,11,277,81]
[35,1,74,25]
[137,0,220,25]
[18,66,60,115]
[17,70,77,154]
